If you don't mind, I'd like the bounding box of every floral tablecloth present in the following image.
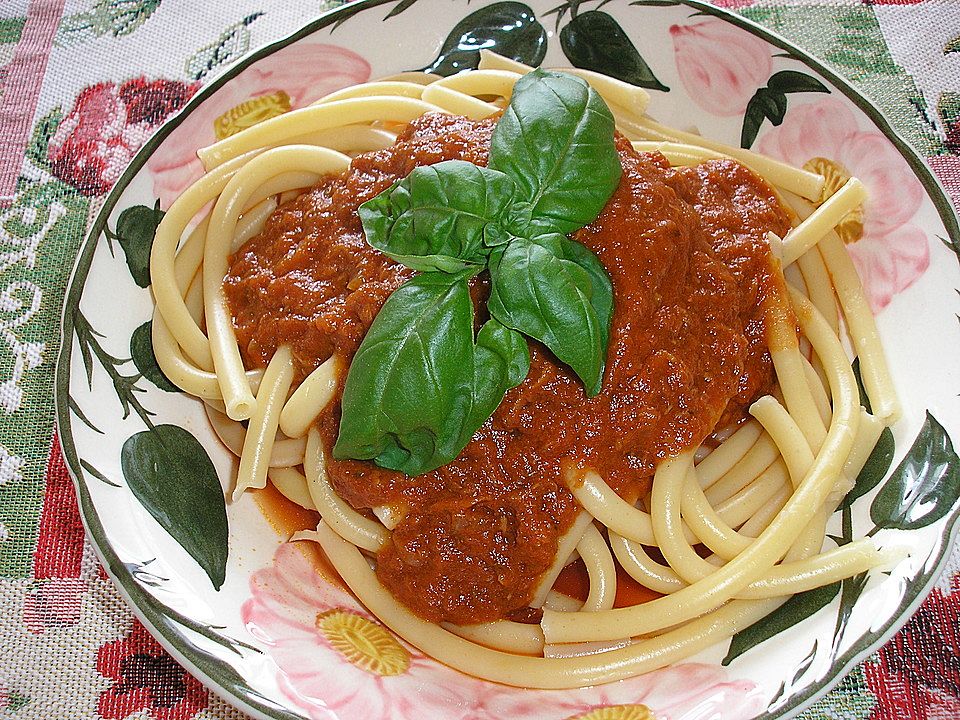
[0,0,957,718]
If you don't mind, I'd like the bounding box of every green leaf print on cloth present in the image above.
[57,0,163,46]
[185,12,265,81]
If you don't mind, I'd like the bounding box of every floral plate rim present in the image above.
[54,0,960,719]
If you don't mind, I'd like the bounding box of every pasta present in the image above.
[148,51,899,688]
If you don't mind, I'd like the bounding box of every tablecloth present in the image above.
[0,0,957,718]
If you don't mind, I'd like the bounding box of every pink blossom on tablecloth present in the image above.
[243,543,764,720]
[22,577,86,634]
[669,19,771,116]
[757,97,928,311]
[48,78,199,196]
[146,41,371,208]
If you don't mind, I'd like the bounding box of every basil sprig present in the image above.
[333,69,622,476]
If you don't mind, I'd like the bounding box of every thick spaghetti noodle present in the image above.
[148,52,899,688]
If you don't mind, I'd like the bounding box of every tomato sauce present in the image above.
[224,113,791,626]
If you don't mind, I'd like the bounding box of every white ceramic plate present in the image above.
[56,1,960,718]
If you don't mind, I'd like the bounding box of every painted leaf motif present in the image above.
[130,321,178,392]
[940,234,960,260]
[741,89,787,148]
[107,203,164,288]
[832,571,869,650]
[870,411,960,531]
[741,71,828,148]
[722,582,840,664]
[766,70,829,95]
[385,0,420,19]
[121,425,229,589]
[421,2,547,76]
[559,11,668,91]
[839,426,894,510]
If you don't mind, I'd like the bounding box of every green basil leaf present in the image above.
[461,318,531,445]
[359,160,517,273]
[121,425,229,590]
[334,272,529,476]
[552,233,614,384]
[490,68,621,236]
[334,272,476,473]
[488,235,610,394]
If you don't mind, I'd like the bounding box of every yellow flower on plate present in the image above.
[315,608,410,676]
[566,705,656,720]
[802,156,865,245]
[214,90,292,140]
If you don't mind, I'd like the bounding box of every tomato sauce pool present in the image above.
[223,114,791,625]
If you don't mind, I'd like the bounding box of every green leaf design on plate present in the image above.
[870,411,960,531]
[839,426,894,510]
[385,0,420,19]
[722,582,840,665]
[130,321,178,392]
[741,89,788,148]
[939,234,960,259]
[832,571,869,652]
[104,202,164,288]
[945,34,960,55]
[73,307,155,427]
[421,2,547,76]
[559,10,668,91]
[121,424,229,589]
[741,70,829,148]
[766,70,830,95]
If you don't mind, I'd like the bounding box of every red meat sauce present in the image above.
[223,113,791,626]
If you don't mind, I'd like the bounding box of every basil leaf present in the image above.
[488,235,611,395]
[552,233,614,391]
[464,318,531,445]
[333,271,529,475]
[490,68,621,236]
[359,160,518,273]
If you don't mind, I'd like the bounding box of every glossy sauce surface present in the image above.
[224,114,790,625]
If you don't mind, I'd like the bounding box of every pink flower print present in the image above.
[48,78,199,196]
[22,577,86,634]
[146,41,371,208]
[242,543,484,720]
[670,19,772,116]
[481,661,764,720]
[245,544,763,720]
[757,97,928,311]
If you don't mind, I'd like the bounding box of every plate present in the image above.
[55,0,960,718]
